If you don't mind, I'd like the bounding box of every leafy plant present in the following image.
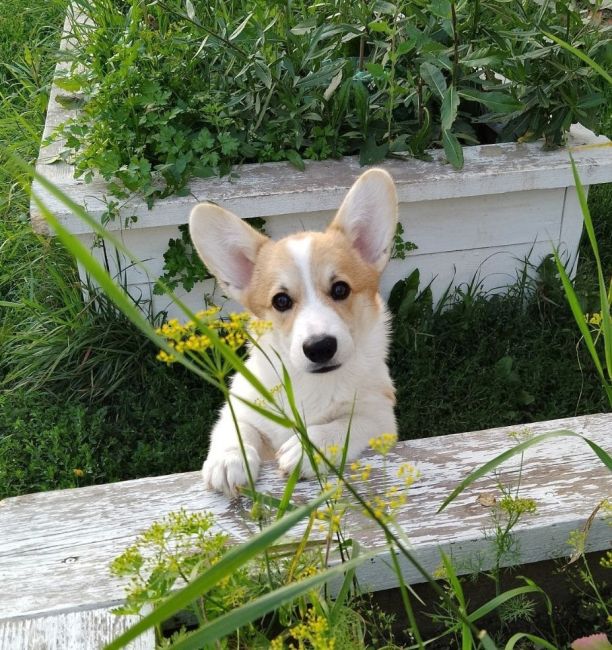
[53,0,610,205]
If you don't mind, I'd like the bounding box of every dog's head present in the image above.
[189,169,398,374]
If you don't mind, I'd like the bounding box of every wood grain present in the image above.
[0,607,154,650]
[1,414,610,626]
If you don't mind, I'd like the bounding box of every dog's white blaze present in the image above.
[286,237,316,302]
[285,236,354,368]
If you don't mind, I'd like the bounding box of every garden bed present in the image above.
[32,90,612,318]
[30,5,612,318]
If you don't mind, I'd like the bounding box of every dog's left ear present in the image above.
[328,168,398,272]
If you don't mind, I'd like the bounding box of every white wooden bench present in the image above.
[1,413,610,649]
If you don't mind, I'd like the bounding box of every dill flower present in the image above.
[155,308,272,364]
[586,311,603,326]
[397,462,420,487]
[349,459,372,482]
[369,432,397,455]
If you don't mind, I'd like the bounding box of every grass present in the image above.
[0,0,610,500]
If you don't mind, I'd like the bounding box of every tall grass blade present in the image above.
[438,430,612,512]
[569,154,612,381]
[505,632,558,650]
[542,30,612,85]
[468,585,543,622]
[276,458,302,520]
[440,550,471,648]
[554,251,607,383]
[329,540,359,624]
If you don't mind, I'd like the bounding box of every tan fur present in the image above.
[243,228,381,336]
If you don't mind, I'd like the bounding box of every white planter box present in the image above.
[32,29,612,319]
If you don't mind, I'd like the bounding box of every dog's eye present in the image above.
[272,292,293,312]
[330,281,351,301]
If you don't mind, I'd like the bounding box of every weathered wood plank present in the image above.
[1,413,610,627]
[32,117,612,236]
[0,607,154,650]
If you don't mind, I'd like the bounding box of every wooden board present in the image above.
[0,608,154,650]
[31,114,612,236]
[1,413,610,630]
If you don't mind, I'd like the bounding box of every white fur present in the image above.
[190,169,398,496]
[285,238,355,372]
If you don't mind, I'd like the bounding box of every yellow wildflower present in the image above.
[289,610,334,649]
[369,432,397,455]
[587,311,603,326]
[156,349,176,364]
[397,462,420,487]
[349,459,372,482]
[249,319,273,336]
[499,495,536,517]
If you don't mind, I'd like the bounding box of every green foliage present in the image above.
[0,370,221,500]
[390,223,418,261]
[54,0,611,201]
[154,224,213,295]
[110,510,263,644]
[389,255,611,440]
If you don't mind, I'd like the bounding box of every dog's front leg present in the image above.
[202,403,263,496]
[276,406,397,478]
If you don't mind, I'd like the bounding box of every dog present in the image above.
[189,168,398,495]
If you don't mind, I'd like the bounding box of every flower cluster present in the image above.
[368,432,398,455]
[155,307,272,364]
[397,462,420,489]
[586,311,604,327]
[365,464,420,521]
[270,609,335,650]
[498,494,537,517]
[349,459,372,482]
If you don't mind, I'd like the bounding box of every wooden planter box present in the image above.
[31,25,612,319]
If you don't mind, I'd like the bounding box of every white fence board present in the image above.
[1,413,610,625]
[0,607,154,650]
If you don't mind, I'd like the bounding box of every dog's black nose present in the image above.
[303,336,337,364]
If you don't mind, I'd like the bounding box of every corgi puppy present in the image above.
[189,168,398,495]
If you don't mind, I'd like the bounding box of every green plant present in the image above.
[551,33,612,408]
[53,0,610,205]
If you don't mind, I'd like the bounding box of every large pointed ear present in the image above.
[189,203,268,302]
[328,168,398,272]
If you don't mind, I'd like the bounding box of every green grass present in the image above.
[391,267,611,440]
[0,0,610,499]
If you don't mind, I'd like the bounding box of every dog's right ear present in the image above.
[189,204,268,303]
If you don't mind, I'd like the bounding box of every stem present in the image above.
[417,77,423,127]
[582,554,610,618]
[451,1,459,87]
[471,0,479,39]
[359,33,365,70]
[387,536,424,648]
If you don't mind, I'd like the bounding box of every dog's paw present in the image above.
[202,445,260,496]
[276,436,317,478]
